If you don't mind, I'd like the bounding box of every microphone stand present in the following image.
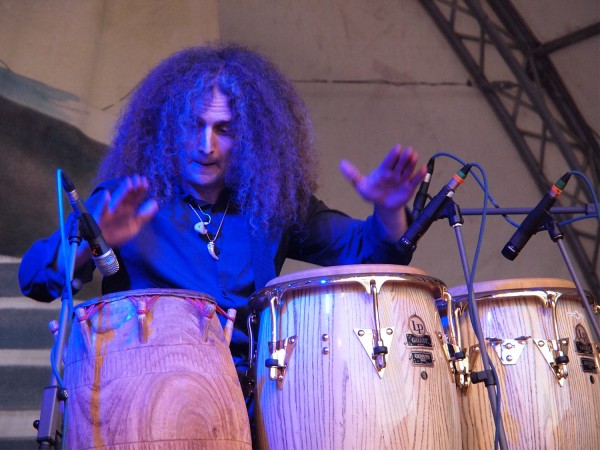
[544,215,600,345]
[459,204,597,216]
[35,219,80,449]
[445,201,509,450]
[459,204,599,342]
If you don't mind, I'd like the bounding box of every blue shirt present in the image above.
[19,181,414,359]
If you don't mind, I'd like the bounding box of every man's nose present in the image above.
[199,127,215,154]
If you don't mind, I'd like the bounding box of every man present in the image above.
[19,44,424,424]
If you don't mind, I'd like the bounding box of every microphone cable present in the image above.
[553,170,600,227]
[426,153,505,450]
[55,168,73,450]
[55,169,73,387]
[432,151,520,228]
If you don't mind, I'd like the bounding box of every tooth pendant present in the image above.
[194,221,208,235]
[207,241,219,260]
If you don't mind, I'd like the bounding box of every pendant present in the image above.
[194,221,208,235]
[207,241,219,260]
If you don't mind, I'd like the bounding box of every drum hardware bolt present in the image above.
[265,358,278,368]
[322,347,330,355]
[277,374,284,382]
[386,328,393,335]
[504,343,514,350]
[58,388,69,401]
[506,355,513,362]
[322,334,329,341]
[289,337,296,344]
[358,330,365,337]
[33,420,40,430]
[538,340,545,347]
[421,371,428,380]
[555,354,569,365]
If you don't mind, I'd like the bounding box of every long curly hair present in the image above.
[97,43,318,234]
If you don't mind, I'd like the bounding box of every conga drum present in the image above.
[249,265,461,450]
[63,289,251,449]
[439,278,600,450]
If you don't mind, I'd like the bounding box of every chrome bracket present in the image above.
[534,337,570,386]
[354,326,395,378]
[487,336,530,365]
[438,332,480,389]
[267,335,297,390]
[351,277,395,378]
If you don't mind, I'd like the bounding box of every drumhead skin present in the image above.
[448,278,578,299]
[252,265,461,450]
[250,264,444,311]
[75,288,218,308]
[64,289,252,450]
[267,264,429,285]
[443,278,600,450]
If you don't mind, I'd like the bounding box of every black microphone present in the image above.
[412,157,435,219]
[399,164,472,253]
[501,172,571,261]
[61,172,120,276]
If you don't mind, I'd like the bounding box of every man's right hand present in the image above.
[93,175,159,248]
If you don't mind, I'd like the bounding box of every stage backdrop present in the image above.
[0,0,598,447]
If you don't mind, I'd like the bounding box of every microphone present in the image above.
[412,157,435,219]
[501,172,571,261]
[399,164,472,253]
[61,172,120,276]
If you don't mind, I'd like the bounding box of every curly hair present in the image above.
[97,43,318,234]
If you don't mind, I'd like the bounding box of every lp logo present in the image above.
[575,324,589,343]
[409,315,427,336]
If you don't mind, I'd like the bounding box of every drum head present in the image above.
[75,288,216,309]
[448,278,578,300]
[250,264,445,311]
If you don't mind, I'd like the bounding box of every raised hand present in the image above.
[339,145,426,240]
[340,145,425,208]
[91,175,159,247]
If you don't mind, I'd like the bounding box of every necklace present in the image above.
[188,201,230,260]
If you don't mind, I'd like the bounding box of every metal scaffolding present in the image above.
[419,0,600,296]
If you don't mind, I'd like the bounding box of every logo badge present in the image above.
[406,314,433,348]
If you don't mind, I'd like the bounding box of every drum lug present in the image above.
[354,327,395,378]
[200,302,217,342]
[533,337,570,385]
[266,335,297,389]
[136,299,148,344]
[487,336,530,365]
[354,280,392,377]
[48,320,59,342]
[75,307,93,355]
[223,308,237,345]
[437,332,480,389]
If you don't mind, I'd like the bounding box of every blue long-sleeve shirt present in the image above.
[19,181,413,359]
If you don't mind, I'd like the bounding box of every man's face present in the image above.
[180,89,234,203]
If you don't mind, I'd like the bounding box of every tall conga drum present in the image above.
[249,265,461,450]
[439,278,600,450]
[63,289,251,449]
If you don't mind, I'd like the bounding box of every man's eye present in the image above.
[217,123,233,136]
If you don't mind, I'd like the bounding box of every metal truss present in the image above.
[419,0,600,296]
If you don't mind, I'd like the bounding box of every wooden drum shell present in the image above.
[445,278,600,450]
[64,288,251,450]
[251,265,461,450]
